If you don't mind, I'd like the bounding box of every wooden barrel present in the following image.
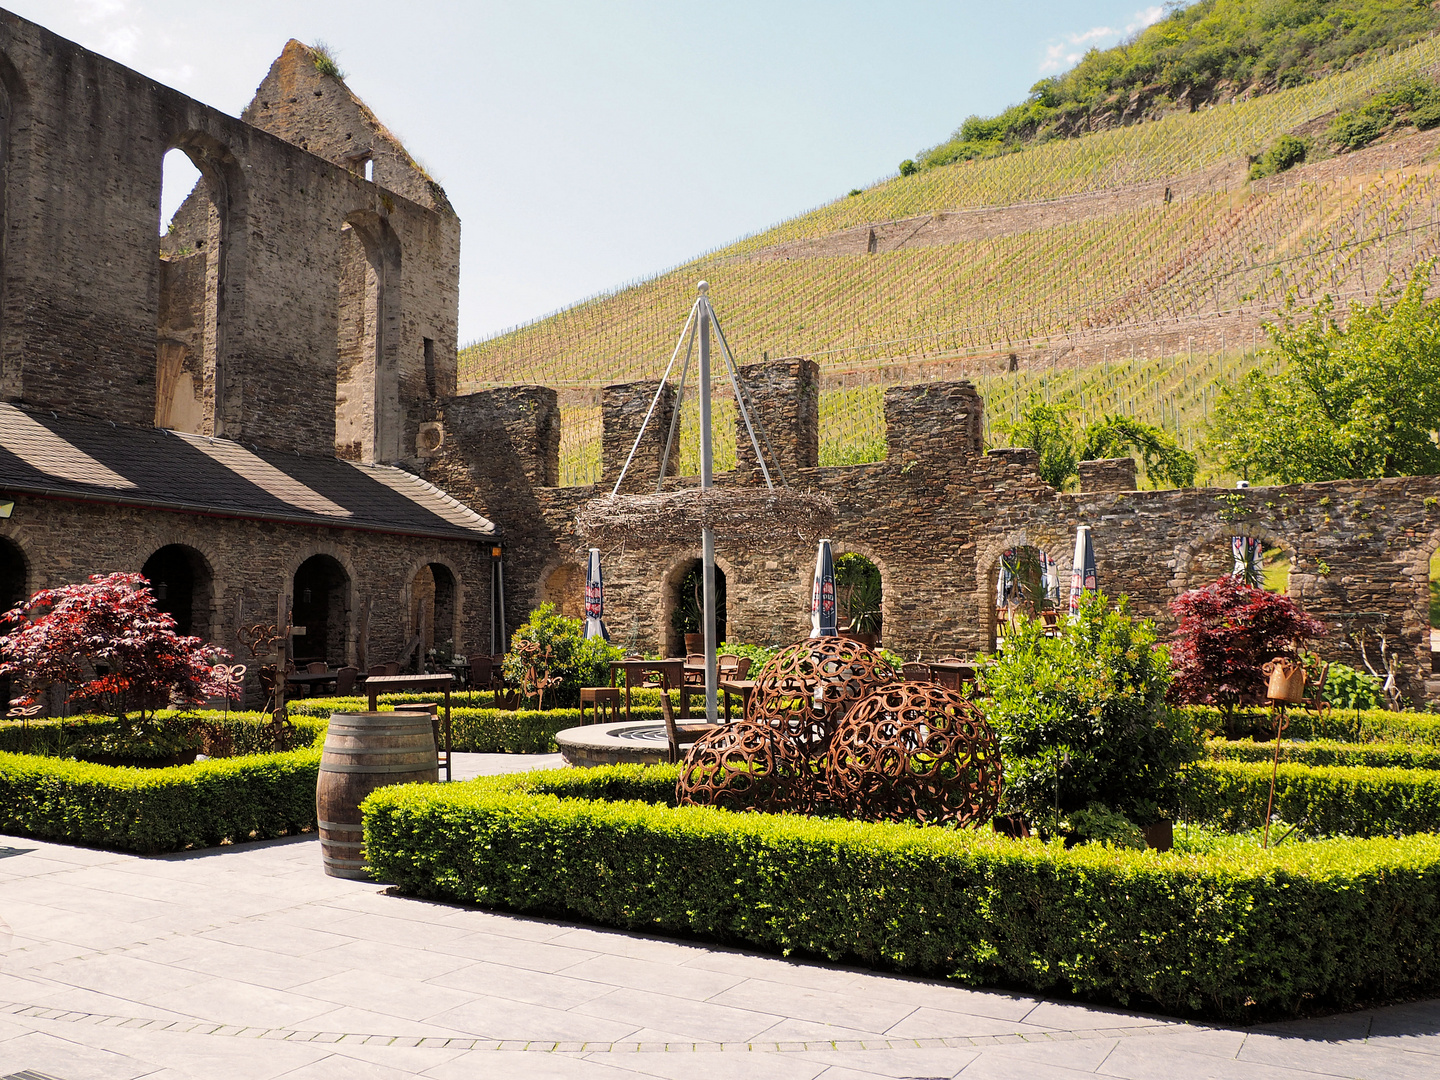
[316,711,437,879]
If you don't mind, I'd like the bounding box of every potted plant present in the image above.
[836,553,882,647]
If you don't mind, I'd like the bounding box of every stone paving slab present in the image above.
[0,755,1437,1077]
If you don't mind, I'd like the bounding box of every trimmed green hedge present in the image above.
[1207,738,1440,770]
[1182,705,1440,745]
[292,698,664,753]
[0,748,320,853]
[0,711,328,758]
[1188,760,1440,836]
[362,766,1440,1021]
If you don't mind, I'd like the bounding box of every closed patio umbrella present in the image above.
[1231,535,1263,588]
[584,547,608,641]
[1068,525,1097,616]
[811,538,838,637]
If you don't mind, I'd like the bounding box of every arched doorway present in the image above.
[989,545,1061,651]
[293,555,350,666]
[670,559,726,655]
[410,562,458,666]
[141,544,213,639]
[0,537,26,708]
[539,563,585,620]
[1189,534,1292,594]
[835,553,882,644]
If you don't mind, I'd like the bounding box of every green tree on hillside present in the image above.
[1002,396,1197,490]
[1207,263,1440,482]
[915,0,1440,171]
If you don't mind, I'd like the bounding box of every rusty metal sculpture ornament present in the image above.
[745,636,899,757]
[676,721,812,813]
[827,682,1002,826]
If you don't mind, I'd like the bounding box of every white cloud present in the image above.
[1038,6,1167,75]
[71,0,141,62]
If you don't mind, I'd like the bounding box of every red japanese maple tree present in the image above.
[1167,575,1325,729]
[0,572,232,719]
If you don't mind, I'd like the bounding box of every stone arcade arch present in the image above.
[409,561,459,663]
[0,535,26,708]
[537,561,585,621]
[1176,524,1296,595]
[141,544,213,640]
[975,529,1070,654]
[663,556,728,656]
[335,212,403,463]
[156,134,241,437]
[292,554,351,667]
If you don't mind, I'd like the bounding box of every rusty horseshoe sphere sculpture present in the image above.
[676,721,812,813]
[827,682,1002,826]
[744,636,899,757]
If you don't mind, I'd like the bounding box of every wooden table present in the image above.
[610,659,690,722]
[363,673,454,781]
[285,671,338,695]
[927,660,977,691]
[719,678,754,721]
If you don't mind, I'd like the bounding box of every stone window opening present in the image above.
[157,142,229,437]
[335,213,402,462]
[141,544,213,640]
[834,552,883,645]
[423,337,436,399]
[292,555,350,667]
[1187,534,1294,595]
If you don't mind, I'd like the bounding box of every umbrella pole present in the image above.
[698,286,718,724]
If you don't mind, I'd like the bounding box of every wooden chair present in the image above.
[334,666,359,696]
[902,662,932,683]
[658,672,717,764]
[1040,610,1062,637]
[718,654,751,681]
[306,661,328,674]
[684,653,706,685]
[367,664,389,679]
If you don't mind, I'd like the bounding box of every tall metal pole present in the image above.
[698,282,718,724]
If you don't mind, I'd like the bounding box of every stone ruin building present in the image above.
[3,9,1438,708]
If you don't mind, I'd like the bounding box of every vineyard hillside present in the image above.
[462,33,1440,487]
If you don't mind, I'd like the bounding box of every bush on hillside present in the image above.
[1249,134,1309,180]
[979,591,1200,836]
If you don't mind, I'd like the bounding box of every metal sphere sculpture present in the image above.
[827,682,1002,826]
[676,721,811,813]
[745,636,899,757]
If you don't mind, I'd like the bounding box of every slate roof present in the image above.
[0,404,495,541]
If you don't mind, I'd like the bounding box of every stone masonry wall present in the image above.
[0,11,458,462]
[601,381,678,494]
[734,358,818,480]
[0,495,492,706]
[443,364,1440,706]
[1078,457,1139,492]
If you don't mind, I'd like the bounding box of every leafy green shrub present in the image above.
[1249,134,1308,180]
[1187,760,1440,837]
[1323,662,1384,711]
[981,592,1200,833]
[1328,77,1440,150]
[0,748,319,852]
[363,767,1440,1021]
[716,642,775,671]
[501,603,622,708]
[0,711,328,758]
[1207,738,1440,770]
[898,159,918,177]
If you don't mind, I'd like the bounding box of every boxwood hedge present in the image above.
[1188,760,1440,836]
[291,698,662,753]
[1207,738,1440,770]
[362,765,1440,1022]
[0,747,320,853]
[1182,704,1440,745]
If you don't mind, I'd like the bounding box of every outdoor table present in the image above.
[610,659,689,722]
[719,678,755,721]
[285,670,339,695]
[363,673,454,781]
[927,660,976,691]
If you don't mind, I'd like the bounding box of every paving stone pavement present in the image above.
[0,755,1437,1078]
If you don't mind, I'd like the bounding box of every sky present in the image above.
[14,1,1165,345]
